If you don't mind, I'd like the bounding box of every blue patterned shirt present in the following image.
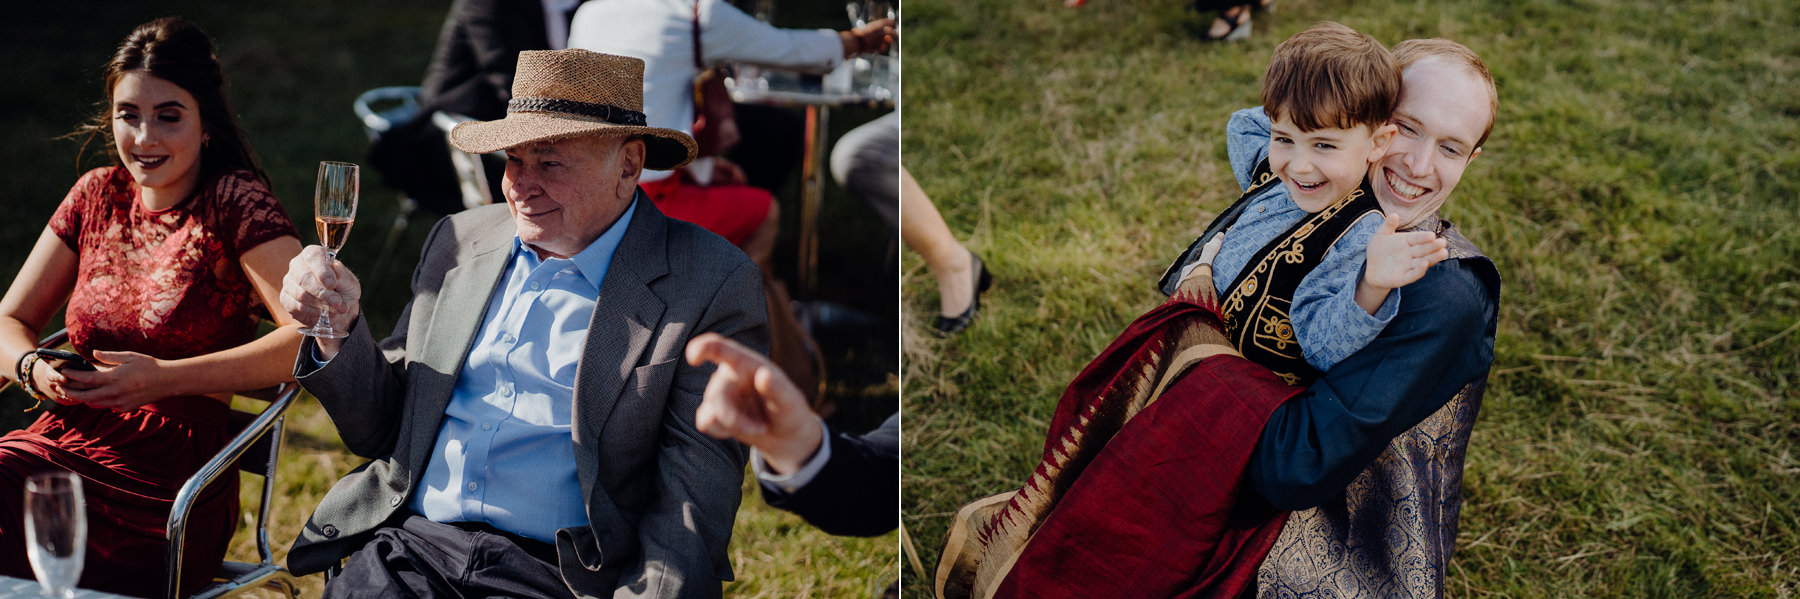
[1200,108,1398,372]
[410,199,638,543]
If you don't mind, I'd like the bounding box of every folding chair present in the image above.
[1,330,300,599]
[354,87,501,284]
[353,86,425,285]
[431,110,498,211]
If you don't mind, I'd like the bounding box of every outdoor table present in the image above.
[728,55,897,295]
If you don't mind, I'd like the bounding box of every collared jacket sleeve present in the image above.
[759,413,900,537]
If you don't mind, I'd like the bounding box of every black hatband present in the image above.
[508,97,647,126]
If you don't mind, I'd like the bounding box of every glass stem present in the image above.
[314,251,337,332]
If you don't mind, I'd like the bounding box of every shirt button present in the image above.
[467,482,478,491]
[321,524,339,538]
[502,333,515,344]
[481,423,493,431]
[530,282,542,291]
[389,496,402,507]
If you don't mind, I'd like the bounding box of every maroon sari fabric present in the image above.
[0,167,295,597]
[995,355,1298,599]
[937,270,1300,599]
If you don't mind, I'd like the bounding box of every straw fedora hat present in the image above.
[449,50,697,170]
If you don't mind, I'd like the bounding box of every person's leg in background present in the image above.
[900,166,991,335]
[830,112,993,336]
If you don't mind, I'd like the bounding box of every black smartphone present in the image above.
[34,348,96,372]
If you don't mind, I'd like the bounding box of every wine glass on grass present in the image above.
[25,472,84,598]
[299,161,359,339]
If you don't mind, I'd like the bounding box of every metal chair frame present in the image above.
[165,379,300,599]
[2,331,299,599]
[354,87,500,285]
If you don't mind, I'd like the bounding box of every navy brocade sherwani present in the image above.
[1248,220,1498,599]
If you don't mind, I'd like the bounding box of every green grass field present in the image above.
[1,2,896,597]
[900,0,1798,597]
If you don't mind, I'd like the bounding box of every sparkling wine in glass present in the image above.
[24,472,84,599]
[300,161,359,339]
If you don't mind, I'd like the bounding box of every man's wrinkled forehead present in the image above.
[1397,59,1492,150]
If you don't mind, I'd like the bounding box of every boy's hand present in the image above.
[1364,213,1450,291]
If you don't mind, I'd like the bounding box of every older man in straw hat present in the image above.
[279,49,767,599]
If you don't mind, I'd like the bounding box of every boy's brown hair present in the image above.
[1261,22,1400,133]
[1393,38,1498,148]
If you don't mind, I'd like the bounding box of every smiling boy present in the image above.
[1171,22,1449,384]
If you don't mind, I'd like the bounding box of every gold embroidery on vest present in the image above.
[1221,187,1373,379]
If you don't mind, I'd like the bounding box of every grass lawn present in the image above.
[900,0,1798,597]
[1,2,896,597]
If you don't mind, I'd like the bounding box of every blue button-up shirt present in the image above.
[1200,107,1398,372]
[410,199,638,543]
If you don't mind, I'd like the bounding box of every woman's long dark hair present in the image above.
[72,17,269,188]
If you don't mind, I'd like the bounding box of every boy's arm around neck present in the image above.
[1245,255,1497,510]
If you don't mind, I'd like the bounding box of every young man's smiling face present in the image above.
[1268,116,1394,213]
[1370,57,1492,229]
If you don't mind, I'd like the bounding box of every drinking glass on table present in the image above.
[24,472,85,598]
[299,161,359,339]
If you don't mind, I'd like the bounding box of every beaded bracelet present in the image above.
[17,352,49,406]
[13,351,30,386]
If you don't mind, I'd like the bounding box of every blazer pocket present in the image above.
[630,357,679,391]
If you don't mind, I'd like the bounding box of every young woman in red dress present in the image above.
[0,18,303,597]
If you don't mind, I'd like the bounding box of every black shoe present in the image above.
[933,252,993,337]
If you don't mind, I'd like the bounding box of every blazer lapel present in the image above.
[571,195,670,494]
[409,211,516,474]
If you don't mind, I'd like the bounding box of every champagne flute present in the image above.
[24,472,84,598]
[299,161,359,339]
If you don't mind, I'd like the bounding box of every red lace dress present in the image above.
[0,167,297,597]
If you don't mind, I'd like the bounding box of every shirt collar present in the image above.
[515,194,638,291]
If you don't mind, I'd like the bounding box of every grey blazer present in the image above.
[286,198,769,599]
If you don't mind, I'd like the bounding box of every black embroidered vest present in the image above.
[1159,158,1382,386]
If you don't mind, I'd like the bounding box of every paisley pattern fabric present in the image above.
[1255,219,1496,599]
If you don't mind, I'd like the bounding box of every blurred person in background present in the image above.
[369,0,591,214]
